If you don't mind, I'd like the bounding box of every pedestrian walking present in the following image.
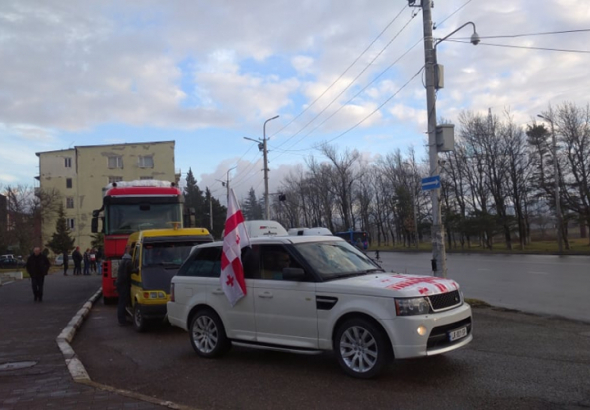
[96,248,103,275]
[62,251,69,276]
[116,245,133,325]
[72,246,82,275]
[25,247,51,302]
[83,248,90,275]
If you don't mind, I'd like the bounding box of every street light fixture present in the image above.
[421,0,479,277]
[537,114,563,253]
[216,165,237,202]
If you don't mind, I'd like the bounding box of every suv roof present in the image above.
[197,235,344,249]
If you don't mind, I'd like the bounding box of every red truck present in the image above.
[91,180,184,304]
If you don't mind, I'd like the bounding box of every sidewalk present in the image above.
[0,272,162,410]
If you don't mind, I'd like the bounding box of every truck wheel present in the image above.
[334,318,392,379]
[189,309,231,358]
[133,303,148,332]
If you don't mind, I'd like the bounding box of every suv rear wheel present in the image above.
[189,309,231,358]
[334,318,391,379]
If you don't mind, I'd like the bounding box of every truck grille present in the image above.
[428,290,462,312]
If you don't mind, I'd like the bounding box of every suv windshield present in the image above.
[293,240,381,280]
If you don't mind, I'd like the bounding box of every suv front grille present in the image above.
[428,290,462,312]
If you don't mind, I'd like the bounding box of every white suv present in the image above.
[167,236,472,378]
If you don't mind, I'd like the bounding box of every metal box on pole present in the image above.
[436,124,455,152]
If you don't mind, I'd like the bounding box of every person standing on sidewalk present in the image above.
[83,248,90,275]
[25,247,51,302]
[116,246,133,325]
[72,246,82,275]
[62,251,69,276]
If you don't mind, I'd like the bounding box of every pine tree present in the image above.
[46,204,75,256]
[184,168,204,227]
[242,187,263,220]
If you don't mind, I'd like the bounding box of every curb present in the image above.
[56,287,198,410]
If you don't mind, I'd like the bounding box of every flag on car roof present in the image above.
[220,189,251,306]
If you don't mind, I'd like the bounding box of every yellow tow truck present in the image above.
[127,226,213,331]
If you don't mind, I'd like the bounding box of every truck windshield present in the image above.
[106,204,182,234]
[142,242,198,267]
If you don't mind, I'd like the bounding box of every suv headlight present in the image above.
[395,297,431,316]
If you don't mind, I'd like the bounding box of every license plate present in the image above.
[448,326,468,341]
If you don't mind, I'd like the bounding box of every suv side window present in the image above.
[257,244,305,281]
[177,246,222,277]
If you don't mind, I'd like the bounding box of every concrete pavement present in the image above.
[0,272,168,410]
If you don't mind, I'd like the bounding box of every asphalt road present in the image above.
[73,303,590,410]
[376,252,590,323]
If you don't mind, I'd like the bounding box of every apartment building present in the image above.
[36,141,178,254]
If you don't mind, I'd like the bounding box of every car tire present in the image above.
[334,317,392,379]
[133,303,148,332]
[189,309,231,358]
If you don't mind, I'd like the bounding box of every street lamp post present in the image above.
[421,0,479,277]
[215,166,237,203]
[537,114,563,253]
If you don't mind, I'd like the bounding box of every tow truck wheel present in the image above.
[133,303,148,332]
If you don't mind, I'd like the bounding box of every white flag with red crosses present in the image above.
[220,189,251,306]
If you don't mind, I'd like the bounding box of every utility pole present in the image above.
[421,0,446,277]
[537,114,563,253]
[207,187,213,232]
[262,115,279,220]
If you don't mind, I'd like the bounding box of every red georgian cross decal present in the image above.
[386,275,448,292]
[236,233,240,245]
[226,275,235,287]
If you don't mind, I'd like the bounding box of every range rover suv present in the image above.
[167,235,472,378]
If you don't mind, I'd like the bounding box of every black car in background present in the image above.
[0,255,25,269]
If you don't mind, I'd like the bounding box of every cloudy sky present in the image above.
[1,0,588,202]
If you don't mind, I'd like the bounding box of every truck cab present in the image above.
[126,227,214,332]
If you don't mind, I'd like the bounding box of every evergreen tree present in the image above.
[46,204,75,255]
[184,168,205,227]
[242,187,263,220]
[204,187,227,239]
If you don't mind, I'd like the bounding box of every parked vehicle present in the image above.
[0,255,22,269]
[54,254,76,267]
[167,235,472,378]
[126,227,214,332]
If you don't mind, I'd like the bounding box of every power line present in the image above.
[272,13,418,153]
[435,0,474,28]
[445,39,590,54]
[453,28,590,40]
[269,3,409,142]
[270,39,423,158]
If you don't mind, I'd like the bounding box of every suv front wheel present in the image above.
[334,317,392,379]
[189,309,231,358]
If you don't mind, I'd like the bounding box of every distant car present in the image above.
[54,254,76,267]
[0,255,22,269]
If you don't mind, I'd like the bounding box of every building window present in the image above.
[66,178,73,189]
[108,156,123,169]
[138,155,154,168]
[67,218,75,230]
[109,176,123,184]
[140,176,153,180]
[64,157,72,168]
[66,197,74,209]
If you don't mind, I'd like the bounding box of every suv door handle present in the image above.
[258,292,273,299]
[212,289,224,295]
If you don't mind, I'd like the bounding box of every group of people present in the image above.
[63,247,102,276]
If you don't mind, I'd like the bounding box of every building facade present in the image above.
[36,141,178,255]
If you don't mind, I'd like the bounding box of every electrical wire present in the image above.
[269,3,409,141]
[435,0,474,28]
[270,39,423,158]
[445,39,590,54]
[453,28,590,40]
[271,13,418,153]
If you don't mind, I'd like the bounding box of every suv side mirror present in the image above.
[282,267,306,281]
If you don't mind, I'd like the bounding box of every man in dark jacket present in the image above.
[26,247,51,302]
[116,246,133,325]
[72,246,82,275]
[63,251,69,276]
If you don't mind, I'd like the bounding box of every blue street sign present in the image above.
[421,175,441,191]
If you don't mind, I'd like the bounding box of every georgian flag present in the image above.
[220,189,251,306]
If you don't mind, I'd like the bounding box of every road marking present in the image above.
[528,271,549,275]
